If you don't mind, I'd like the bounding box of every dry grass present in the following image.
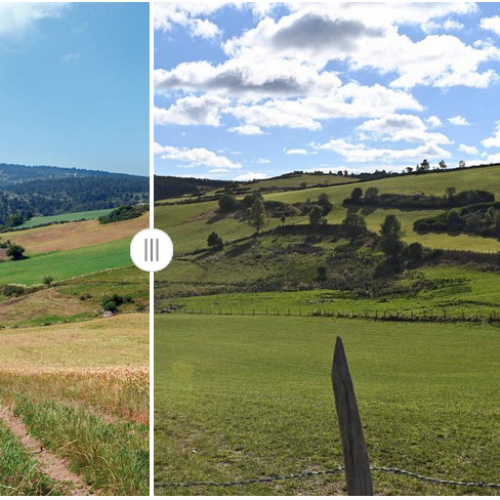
[0,288,93,327]
[2,213,148,255]
[0,314,149,368]
[0,367,149,425]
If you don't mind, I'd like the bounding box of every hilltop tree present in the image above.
[247,198,266,235]
[419,159,430,172]
[439,160,448,169]
[458,160,467,169]
[380,215,405,259]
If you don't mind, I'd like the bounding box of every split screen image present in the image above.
[2,1,500,497]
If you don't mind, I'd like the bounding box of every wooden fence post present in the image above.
[332,336,373,496]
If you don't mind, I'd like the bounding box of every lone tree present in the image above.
[439,160,448,169]
[207,231,224,250]
[380,215,405,259]
[43,276,54,288]
[419,159,430,171]
[309,204,325,229]
[218,194,237,213]
[280,214,287,227]
[458,160,467,169]
[317,193,333,215]
[365,187,379,200]
[247,197,266,235]
[350,187,363,201]
[341,213,367,239]
[6,245,25,260]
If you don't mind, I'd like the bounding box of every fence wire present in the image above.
[154,466,500,490]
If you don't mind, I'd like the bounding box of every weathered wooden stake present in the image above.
[332,336,373,496]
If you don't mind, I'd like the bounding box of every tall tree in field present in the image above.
[380,215,405,259]
[309,204,324,229]
[247,198,266,235]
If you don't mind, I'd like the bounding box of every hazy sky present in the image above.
[0,2,149,176]
[154,2,500,181]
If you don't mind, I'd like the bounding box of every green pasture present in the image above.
[243,173,358,190]
[155,314,500,496]
[16,209,113,229]
[0,238,133,286]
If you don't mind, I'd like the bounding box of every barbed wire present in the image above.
[154,466,500,490]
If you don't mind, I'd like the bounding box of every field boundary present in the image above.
[154,466,500,490]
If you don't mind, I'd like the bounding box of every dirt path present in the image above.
[0,403,92,496]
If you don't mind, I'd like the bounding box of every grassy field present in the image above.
[242,173,358,190]
[16,209,114,229]
[155,314,500,496]
[154,167,500,256]
[0,238,135,286]
[162,263,500,321]
[0,314,149,496]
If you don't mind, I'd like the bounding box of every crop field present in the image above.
[16,209,114,229]
[0,314,149,496]
[155,314,500,496]
[2,213,148,254]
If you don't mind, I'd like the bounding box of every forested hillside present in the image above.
[154,175,234,200]
[0,164,148,228]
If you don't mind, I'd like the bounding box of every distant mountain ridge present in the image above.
[0,163,145,187]
[0,163,148,228]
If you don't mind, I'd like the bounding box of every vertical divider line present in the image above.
[149,2,155,496]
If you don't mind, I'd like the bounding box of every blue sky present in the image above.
[0,3,149,176]
[154,2,500,181]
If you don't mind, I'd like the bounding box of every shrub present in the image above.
[2,284,25,297]
[43,276,54,288]
[99,205,143,224]
[218,194,237,212]
[6,245,25,260]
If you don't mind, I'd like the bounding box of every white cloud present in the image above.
[154,2,225,38]
[426,115,442,128]
[235,171,268,181]
[458,144,479,155]
[228,124,265,135]
[256,158,271,164]
[482,122,500,148]
[154,59,342,99]
[357,114,451,144]
[313,137,450,163]
[154,95,228,126]
[448,115,470,126]
[485,153,500,163]
[0,3,68,39]
[284,148,308,155]
[480,16,500,37]
[209,168,230,173]
[154,143,242,169]
[222,3,498,90]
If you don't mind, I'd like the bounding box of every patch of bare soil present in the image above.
[0,403,93,496]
